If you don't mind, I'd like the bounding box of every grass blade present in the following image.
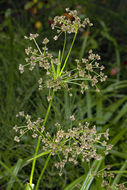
[96,93,103,124]
[0,160,23,187]
[64,174,86,190]
[27,150,51,162]
[111,160,127,187]
[112,103,127,124]
[7,159,23,190]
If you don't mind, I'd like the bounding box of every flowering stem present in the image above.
[81,158,103,190]
[35,153,51,190]
[61,31,67,64]
[60,30,78,76]
[27,150,51,162]
[29,91,54,189]
[33,38,42,55]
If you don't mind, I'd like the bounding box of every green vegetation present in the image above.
[0,0,127,189]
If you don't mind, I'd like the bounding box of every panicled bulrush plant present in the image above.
[15,8,111,190]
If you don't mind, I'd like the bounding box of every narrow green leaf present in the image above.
[79,31,89,60]
[103,97,127,122]
[7,159,23,190]
[108,170,127,174]
[51,62,56,78]
[86,90,92,119]
[57,50,61,76]
[64,174,86,190]
[112,160,127,186]
[96,93,103,124]
[64,91,71,123]
[112,103,127,124]
[111,126,127,145]
[0,160,23,187]
[109,150,127,160]
[27,150,51,162]
[103,81,127,93]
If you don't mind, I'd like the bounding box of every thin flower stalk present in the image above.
[35,153,51,190]
[29,91,54,189]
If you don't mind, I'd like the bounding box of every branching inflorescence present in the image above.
[19,8,106,95]
[14,113,112,176]
[14,8,112,188]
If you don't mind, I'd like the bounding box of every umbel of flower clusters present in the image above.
[15,8,111,177]
[14,113,112,176]
[51,8,93,34]
[19,8,107,95]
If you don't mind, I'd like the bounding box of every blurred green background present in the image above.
[0,0,127,189]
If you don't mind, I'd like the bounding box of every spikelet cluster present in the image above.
[14,113,112,176]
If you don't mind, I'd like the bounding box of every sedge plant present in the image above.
[13,8,116,190]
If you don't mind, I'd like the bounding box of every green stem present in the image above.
[81,158,103,190]
[61,31,67,64]
[60,30,78,76]
[29,91,54,189]
[35,153,51,190]
[33,38,42,55]
[27,150,51,162]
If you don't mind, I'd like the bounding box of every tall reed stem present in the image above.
[29,91,54,189]
[35,153,51,190]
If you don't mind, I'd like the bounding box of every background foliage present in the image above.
[0,0,127,189]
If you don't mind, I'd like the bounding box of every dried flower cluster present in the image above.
[14,111,44,142]
[13,113,112,176]
[18,8,106,95]
[74,49,106,93]
[51,8,93,37]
